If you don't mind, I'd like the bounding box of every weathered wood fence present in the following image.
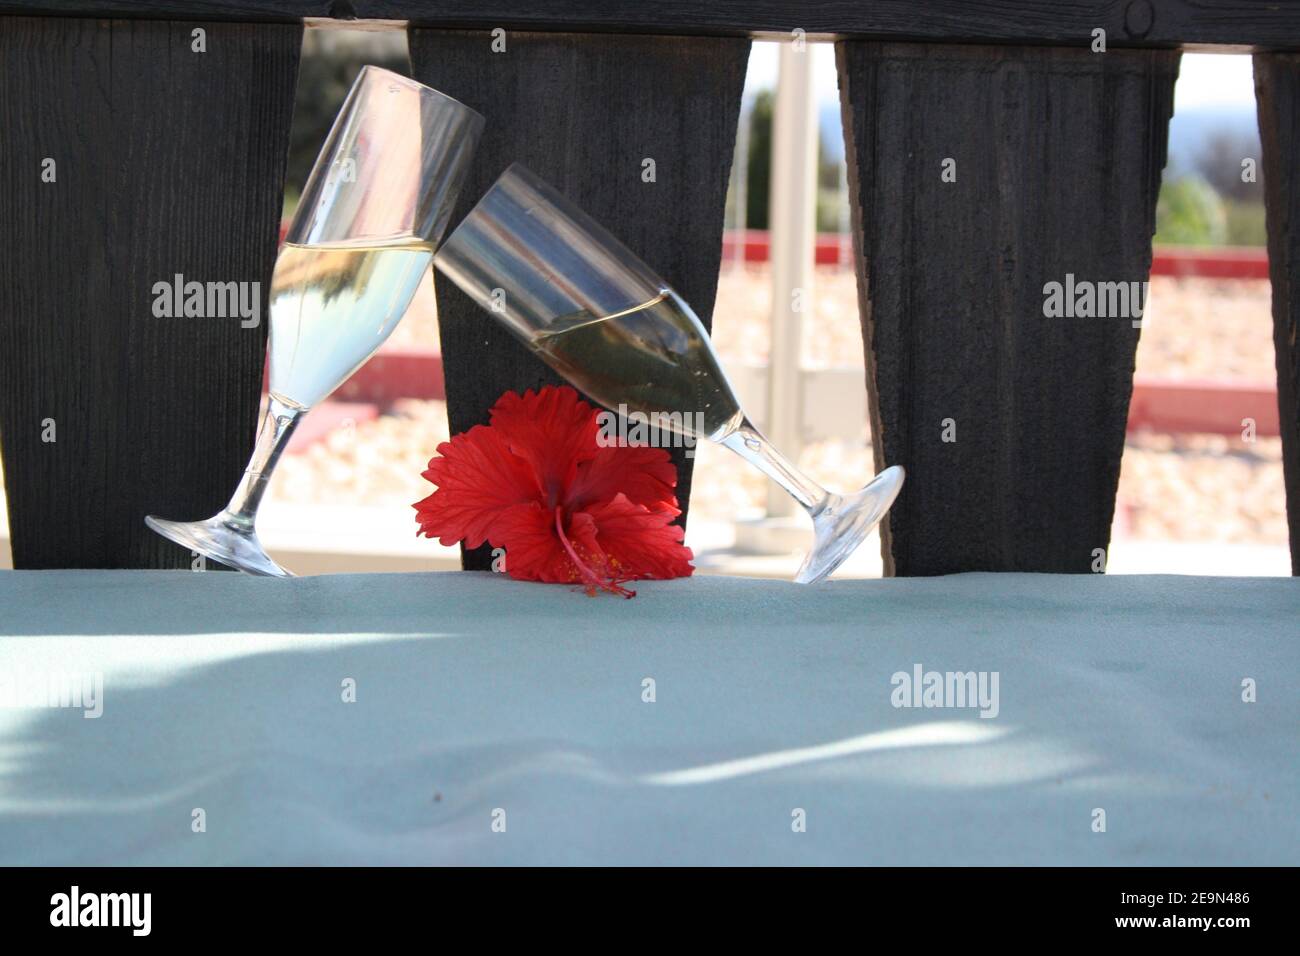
[1,2,1297,575]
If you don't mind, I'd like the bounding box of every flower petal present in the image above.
[413,425,542,548]
[567,443,680,515]
[489,385,598,500]
[580,494,695,581]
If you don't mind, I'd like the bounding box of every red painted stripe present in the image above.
[333,348,445,404]
[1149,246,1269,279]
[262,348,445,408]
[719,230,1269,278]
[721,230,851,266]
[1128,377,1278,437]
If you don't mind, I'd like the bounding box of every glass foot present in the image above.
[145,513,293,577]
[794,465,905,584]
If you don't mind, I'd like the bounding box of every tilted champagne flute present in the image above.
[146,67,484,575]
[434,164,904,584]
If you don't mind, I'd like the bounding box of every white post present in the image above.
[764,41,818,517]
[731,96,752,270]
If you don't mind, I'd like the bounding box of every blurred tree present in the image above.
[741,89,846,233]
[816,112,845,234]
[1223,199,1268,246]
[1154,175,1228,246]
[744,90,774,231]
[816,189,844,234]
[1194,127,1264,202]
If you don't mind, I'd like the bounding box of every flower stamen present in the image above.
[554,506,636,599]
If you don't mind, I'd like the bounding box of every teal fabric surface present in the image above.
[0,570,1296,865]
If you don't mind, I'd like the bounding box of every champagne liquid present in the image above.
[268,239,432,408]
[532,290,743,439]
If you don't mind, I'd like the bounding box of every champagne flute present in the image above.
[146,67,484,575]
[434,164,904,584]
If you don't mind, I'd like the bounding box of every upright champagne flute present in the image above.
[434,164,904,584]
[146,66,484,575]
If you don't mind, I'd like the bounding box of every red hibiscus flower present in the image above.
[414,385,694,597]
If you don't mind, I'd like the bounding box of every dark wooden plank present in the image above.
[2,1,1298,50]
[408,29,748,570]
[1255,53,1300,576]
[838,42,1178,576]
[0,17,300,568]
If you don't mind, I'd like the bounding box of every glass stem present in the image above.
[221,395,302,532]
[718,418,828,515]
